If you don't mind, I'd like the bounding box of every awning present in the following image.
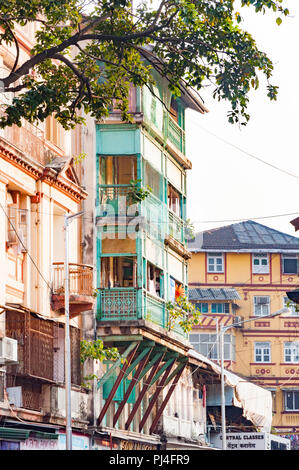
[188,349,272,432]
[0,426,59,441]
[0,427,30,440]
[188,288,240,302]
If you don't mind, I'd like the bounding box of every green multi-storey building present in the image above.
[81,68,208,447]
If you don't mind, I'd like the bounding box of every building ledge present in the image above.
[164,235,191,259]
[97,319,190,355]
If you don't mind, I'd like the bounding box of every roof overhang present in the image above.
[188,349,272,432]
[189,248,299,254]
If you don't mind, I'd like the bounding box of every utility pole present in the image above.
[219,308,288,450]
[64,211,83,451]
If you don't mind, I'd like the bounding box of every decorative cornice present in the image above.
[41,168,88,202]
[0,136,87,202]
[0,139,43,180]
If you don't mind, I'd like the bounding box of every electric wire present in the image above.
[187,118,299,182]
[7,203,299,225]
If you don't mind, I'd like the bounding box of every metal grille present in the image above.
[70,326,81,386]
[6,376,41,411]
[6,309,54,380]
[0,371,5,402]
[6,310,81,387]
[99,288,137,320]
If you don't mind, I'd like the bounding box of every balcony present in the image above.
[51,263,94,317]
[43,385,88,424]
[98,185,131,217]
[165,114,185,155]
[98,288,138,321]
[0,112,48,165]
[168,211,185,245]
[97,288,187,338]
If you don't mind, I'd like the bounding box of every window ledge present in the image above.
[252,272,270,275]
[280,363,299,365]
[250,362,276,366]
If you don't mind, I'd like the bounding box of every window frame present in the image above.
[283,296,299,316]
[189,333,235,361]
[211,303,230,314]
[282,254,299,275]
[285,390,299,411]
[254,342,271,363]
[207,252,224,273]
[252,253,269,274]
[194,303,209,313]
[284,341,299,363]
[253,296,270,317]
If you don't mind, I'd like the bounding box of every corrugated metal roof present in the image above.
[188,287,240,301]
[188,220,299,252]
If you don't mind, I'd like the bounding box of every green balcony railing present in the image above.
[97,287,187,338]
[98,185,134,217]
[165,115,185,154]
[168,210,185,245]
[144,292,166,328]
[141,193,167,242]
[98,288,139,321]
[98,185,187,246]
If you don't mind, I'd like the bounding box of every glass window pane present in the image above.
[224,343,230,360]
[200,334,209,343]
[189,334,199,342]
[283,258,298,274]
[286,392,293,410]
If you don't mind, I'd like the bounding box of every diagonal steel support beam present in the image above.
[163,358,188,388]
[97,343,139,426]
[97,341,139,390]
[113,347,153,426]
[125,351,166,430]
[124,341,155,378]
[139,359,176,433]
[149,362,187,434]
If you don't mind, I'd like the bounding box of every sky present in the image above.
[186,0,299,238]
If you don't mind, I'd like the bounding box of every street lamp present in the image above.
[219,307,288,451]
[64,211,83,451]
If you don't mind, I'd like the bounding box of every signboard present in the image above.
[211,433,266,450]
[58,433,89,450]
[20,438,59,451]
[210,432,290,450]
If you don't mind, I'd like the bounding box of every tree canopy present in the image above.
[0,0,290,128]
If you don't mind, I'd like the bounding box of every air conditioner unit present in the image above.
[233,316,244,328]
[6,386,22,408]
[0,337,18,365]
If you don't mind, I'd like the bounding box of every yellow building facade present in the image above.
[188,220,299,446]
